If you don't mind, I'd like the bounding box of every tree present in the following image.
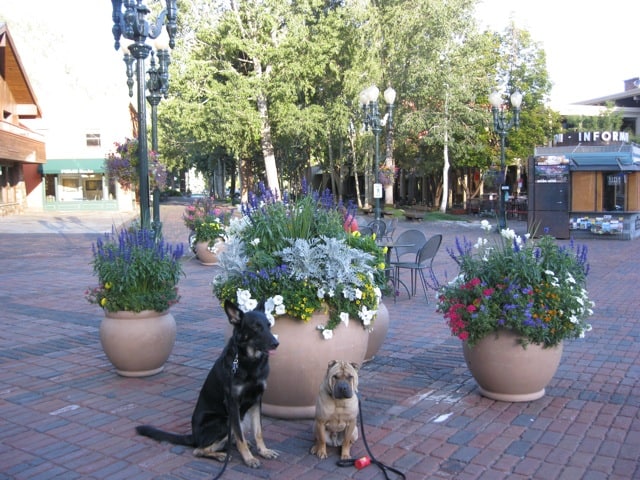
[385,0,492,211]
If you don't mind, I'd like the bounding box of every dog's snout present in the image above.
[333,380,353,399]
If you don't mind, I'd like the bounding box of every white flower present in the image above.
[266,312,275,326]
[273,295,284,305]
[358,306,376,325]
[500,228,516,240]
[243,298,258,311]
[473,237,488,249]
[354,288,363,300]
[575,296,584,306]
[566,274,576,284]
[237,289,252,302]
[250,238,260,246]
[327,288,335,297]
[374,287,382,299]
[275,304,286,315]
[340,312,350,326]
[317,288,325,299]
[322,329,333,340]
[570,315,578,324]
[265,297,275,313]
[544,269,555,276]
[480,219,492,231]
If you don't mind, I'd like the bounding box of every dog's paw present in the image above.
[193,448,228,463]
[244,456,261,468]
[259,448,279,459]
[310,444,328,459]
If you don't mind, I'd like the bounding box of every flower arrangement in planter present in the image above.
[86,226,186,376]
[212,182,387,339]
[86,226,185,313]
[437,220,594,348]
[104,137,167,192]
[183,196,220,232]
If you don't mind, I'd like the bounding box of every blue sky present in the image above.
[474,0,640,106]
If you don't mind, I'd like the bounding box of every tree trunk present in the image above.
[254,59,280,198]
[349,124,362,208]
[439,91,450,213]
[384,124,394,207]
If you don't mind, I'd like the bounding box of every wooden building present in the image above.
[0,23,46,215]
[530,132,640,240]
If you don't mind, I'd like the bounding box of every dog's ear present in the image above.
[327,360,338,370]
[350,362,360,372]
[255,300,266,313]
[224,300,243,326]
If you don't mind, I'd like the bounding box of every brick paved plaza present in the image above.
[0,203,638,479]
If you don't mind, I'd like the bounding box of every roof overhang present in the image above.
[39,158,105,174]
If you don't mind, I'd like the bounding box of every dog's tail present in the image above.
[135,425,196,447]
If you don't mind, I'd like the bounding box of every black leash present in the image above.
[211,353,238,480]
[336,397,406,479]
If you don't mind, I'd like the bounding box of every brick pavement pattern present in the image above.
[0,202,638,479]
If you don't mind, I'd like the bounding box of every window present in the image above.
[86,133,101,147]
[602,172,626,211]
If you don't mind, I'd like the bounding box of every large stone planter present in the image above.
[195,239,225,265]
[100,310,176,377]
[262,310,369,419]
[462,329,563,402]
[364,301,389,362]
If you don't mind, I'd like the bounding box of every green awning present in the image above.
[39,158,105,174]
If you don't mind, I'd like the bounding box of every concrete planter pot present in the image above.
[462,329,563,402]
[100,310,176,377]
[261,310,369,419]
[364,301,389,362]
[195,239,225,265]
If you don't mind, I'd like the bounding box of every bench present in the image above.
[404,210,424,221]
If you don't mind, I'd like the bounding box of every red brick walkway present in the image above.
[0,202,638,479]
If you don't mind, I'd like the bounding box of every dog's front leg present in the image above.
[229,402,261,468]
[310,419,329,459]
[340,420,357,460]
[247,404,279,459]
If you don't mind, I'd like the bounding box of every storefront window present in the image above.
[603,172,626,211]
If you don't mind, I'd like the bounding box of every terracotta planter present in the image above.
[195,239,225,265]
[462,329,563,402]
[364,301,389,362]
[100,310,176,377]
[262,310,369,419]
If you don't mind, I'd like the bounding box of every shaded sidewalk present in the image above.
[0,204,638,479]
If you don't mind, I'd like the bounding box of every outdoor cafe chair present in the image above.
[387,229,427,300]
[392,234,442,302]
[367,219,387,238]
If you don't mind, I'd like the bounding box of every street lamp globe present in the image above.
[510,90,523,109]
[488,90,502,109]
[383,86,396,106]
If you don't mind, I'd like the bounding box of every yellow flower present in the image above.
[378,262,386,270]
[104,282,112,289]
[100,297,107,306]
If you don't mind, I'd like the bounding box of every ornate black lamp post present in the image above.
[488,89,522,231]
[147,33,171,234]
[359,85,396,220]
[111,0,177,230]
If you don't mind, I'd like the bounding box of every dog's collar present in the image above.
[232,354,239,374]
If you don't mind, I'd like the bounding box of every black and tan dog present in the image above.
[310,360,360,460]
[136,300,279,468]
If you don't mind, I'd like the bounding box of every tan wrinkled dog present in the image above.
[310,360,360,460]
